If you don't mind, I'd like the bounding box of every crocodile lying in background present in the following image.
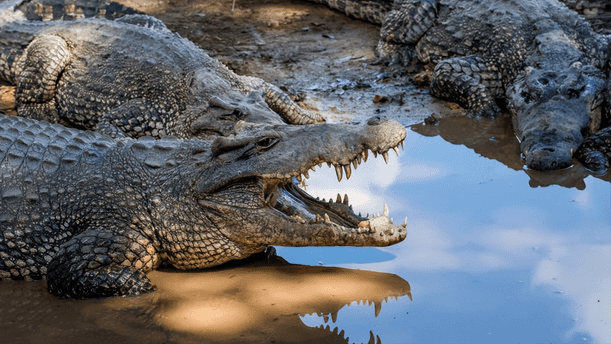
[558,0,611,35]
[0,113,407,298]
[0,0,324,140]
[310,0,610,172]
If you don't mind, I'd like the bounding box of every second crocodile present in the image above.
[0,0,324,139]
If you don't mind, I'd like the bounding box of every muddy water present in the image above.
[1,114,608,344]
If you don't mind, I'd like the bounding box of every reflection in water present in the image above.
[282,126,610,343]
[0,260,411,344]
[411,113,611,188]
[300,295,412,344]
[149,264,411,343]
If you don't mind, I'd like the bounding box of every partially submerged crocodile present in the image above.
[310,0,610,172]
[0,0,324,139]
[0,113,406,298]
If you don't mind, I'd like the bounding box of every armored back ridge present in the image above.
[0,114,407,298]
[312,0,611,172]
[0,0,325,140]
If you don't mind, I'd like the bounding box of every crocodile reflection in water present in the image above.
[0,256,412,343]
[411,114,611,189]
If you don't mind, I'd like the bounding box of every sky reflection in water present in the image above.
[280,123,611,344]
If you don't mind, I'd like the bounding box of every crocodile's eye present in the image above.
[256,137,279,151]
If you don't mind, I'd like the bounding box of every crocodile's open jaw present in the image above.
[273,182,367,229]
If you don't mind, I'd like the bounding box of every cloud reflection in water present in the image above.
[282,127,610,343]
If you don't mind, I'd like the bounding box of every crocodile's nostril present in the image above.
[543,148,555,153]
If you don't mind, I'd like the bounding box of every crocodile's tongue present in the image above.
[272,182,366,228]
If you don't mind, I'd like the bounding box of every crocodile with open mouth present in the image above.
[0,114,406,298]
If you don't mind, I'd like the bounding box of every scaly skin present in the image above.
[311,0,610,172]
[0,0,324,140]
[0,114,406,298]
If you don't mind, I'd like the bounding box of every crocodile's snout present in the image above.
[524,145,573,171]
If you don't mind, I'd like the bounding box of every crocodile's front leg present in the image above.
[430,55,503,118]
[575,126,611,173]
[241,76,325,125]
[376,0,437,65]
[13,34,71,123]
[46,229,160,299]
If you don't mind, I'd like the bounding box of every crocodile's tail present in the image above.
[13,0,141,21]
[308,0,393,25]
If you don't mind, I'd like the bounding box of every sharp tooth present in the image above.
[344,164,351,179]
[336,193,342,203]
[335,165,343,182]
[326,162,332,168]
[382,151,389,163]
[296,174,302,182]
[352,159,358,169]
[303,170,309,179]
[383,203,389,217]
[369,225,376,233]
[402,217,407,228]
[358,221,369,228]
[373,151,378,158]
[311,166,317,172]
[356,154,362,165]
[569,148,574,156]
[400,140,404,150]
[343,194,349,205]
[316,214,322,223]
[393,146,399,156]
[390,217,393,224]
[316,196,320,200]
[318,162,323,168]
[324,213,331,224]
[363,150,368,162]
[329,198,333,204]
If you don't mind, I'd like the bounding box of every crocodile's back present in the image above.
[0,115,114,280]
[15,0,141,21]
[417,0,605,66]
[0,15,254,130]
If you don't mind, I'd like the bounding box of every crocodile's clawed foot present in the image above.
[374,41,416,67]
